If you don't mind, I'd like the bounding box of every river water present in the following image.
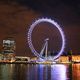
[0,63,80,80]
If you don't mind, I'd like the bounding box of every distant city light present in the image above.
[27,18,65,60]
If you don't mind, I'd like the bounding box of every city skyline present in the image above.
[0,0,80,57]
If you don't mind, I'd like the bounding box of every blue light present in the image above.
[51,64,67,80]
[27,18,65,60]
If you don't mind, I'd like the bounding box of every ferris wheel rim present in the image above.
[27,18,65,60]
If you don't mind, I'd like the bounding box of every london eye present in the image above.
[27,18,65,60]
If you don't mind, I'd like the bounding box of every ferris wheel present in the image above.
[27,18,65,60]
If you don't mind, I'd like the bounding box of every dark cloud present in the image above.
[0,1,40,56]
[2,0,80,14]
[3,0,79,26]
[15,0,80,14]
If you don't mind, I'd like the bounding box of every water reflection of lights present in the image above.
[26,64,67,80]
[51,64,67,80]
[73,64,80,79]
[0,64,15,80]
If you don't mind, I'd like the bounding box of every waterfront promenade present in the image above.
[0,55,80,64]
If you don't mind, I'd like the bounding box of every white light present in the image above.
[27,18,65,60]
[51,65,67,80]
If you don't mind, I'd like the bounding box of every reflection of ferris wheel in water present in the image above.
[28,18,65,60]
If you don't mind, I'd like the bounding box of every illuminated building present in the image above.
[2,37,16,62]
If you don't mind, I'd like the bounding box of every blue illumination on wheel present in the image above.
[27,18,65,60]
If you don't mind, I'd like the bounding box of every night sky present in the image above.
[0,0,80,57]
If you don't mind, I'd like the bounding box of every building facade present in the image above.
[2,38,16,62]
